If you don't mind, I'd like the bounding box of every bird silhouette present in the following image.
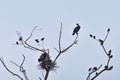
[35,39,39,43]
[41,37,44,41]
[72,23,80,35]
[38,53,48,62]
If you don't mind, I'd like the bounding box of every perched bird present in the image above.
[38,53,48,62]
[19,36,22,41]
[35,39,39,43]
[16,41,19,45]
[72,23,80,35]
[41,37,44,41]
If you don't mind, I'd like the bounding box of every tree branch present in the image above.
[10,55,29,80]
[44,70,49,80]
[87,28,113,80]
[54,23,78,62]
[16,26,47,53]
[0,57,23,80]
[58,22,62,52]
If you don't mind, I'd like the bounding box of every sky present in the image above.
[0,0,120,80]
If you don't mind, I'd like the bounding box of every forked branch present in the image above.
[0,57,23,80]
[16,26,46,53]
[0,55,29,80]
[10,55,29,80]
[87,28,113,80]
[54,22,78,62]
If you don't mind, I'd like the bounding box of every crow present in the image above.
[72,24,80,35]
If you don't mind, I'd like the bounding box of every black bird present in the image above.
[35,39,39,43]
[16,41,19,45]
[72,24,80,35]
[41,37,44,41]
[19,36,22,41]
[38,53,48,62]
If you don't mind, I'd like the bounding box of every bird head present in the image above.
[76,23,79,26]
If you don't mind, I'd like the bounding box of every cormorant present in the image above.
[72,24,80,35]
[38,53,47,62]
[35,39,39,43]
[41,37,44,41]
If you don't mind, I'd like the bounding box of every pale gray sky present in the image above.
[0,0,120,80]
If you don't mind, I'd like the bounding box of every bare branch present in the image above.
[87,28,113,80]
[10,55,29,80]
[10,60,19,67]
[20,54,25,66]
[101,45,108,56]
[106,56,111,66]
[0,57,23,80]
[25,26,38,42]
[44,70,49,80]
[58,22,62,52]
[54,48,60,53]
[61,36,78,53]
[54,24,78,62]
[103,28,110,42]
[91,69,105,80]
[16,26,47,53]
[86,65,102,80]
[21,67,29,80]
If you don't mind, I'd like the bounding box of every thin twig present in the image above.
[10,60,19,67]
[103,29,110,42]
[54,39,77,62]
[86,65,102,80]
[91,69,105,80]
[25,26,38,42]
[107,57,111,66]
[19,55,29,80]
[58,22,62,52]
[61,37,78,53]
[20,54,25,66]
[10,55,29,80]
[101,45,108,56]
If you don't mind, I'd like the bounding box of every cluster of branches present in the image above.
[0,55,28,80]
[86,28,113,80]
[0,23,113,80]
[0,23,78,80]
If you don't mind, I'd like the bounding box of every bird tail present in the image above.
[72,32,75,35]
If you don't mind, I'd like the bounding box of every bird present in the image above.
[16,41,19,45]
[41,37,44,41]
[35,39,39,43]
[38,53,48,62]
[19,36,22,41]
[72,23,80,35]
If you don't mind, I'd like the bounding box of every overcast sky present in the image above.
[0,0,120,80]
